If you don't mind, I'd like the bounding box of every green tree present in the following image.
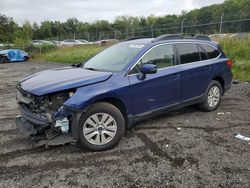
[13,21,32,47]
[0,14,17,43]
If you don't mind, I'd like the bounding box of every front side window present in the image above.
[176,43,200,64]
[130,44,175,74]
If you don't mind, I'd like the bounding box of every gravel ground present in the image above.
[0,61,250,188]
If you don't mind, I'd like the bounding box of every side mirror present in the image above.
[140,63,157,74]
[138,63,157,80]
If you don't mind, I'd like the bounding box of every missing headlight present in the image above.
[55,117,69,133]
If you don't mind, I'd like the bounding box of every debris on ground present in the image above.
[217,112,225,115]
[246,90,250,97]
[217,112,231,115]
[232,80,239,84]
[235,133,250,141]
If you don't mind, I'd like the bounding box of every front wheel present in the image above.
[198,80,222,112]
[78,102,125,151]
[2,56,9,63]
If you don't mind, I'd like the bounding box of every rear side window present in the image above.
[198,45,207,60]
[200,44,220,59]
[176,43,200,64]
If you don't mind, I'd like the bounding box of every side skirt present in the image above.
[127,94,205,128]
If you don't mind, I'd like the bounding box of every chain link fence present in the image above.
[1,17,249,55]
[50,18,250,42]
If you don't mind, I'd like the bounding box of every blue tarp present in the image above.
[0,49,29,62]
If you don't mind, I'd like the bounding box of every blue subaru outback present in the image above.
[16,34,232,151]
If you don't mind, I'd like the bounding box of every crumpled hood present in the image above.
[19,67,112,96]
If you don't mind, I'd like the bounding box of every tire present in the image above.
[78,102,125,151]
[198,80,222,112]
[2,56,9,63]
[23,56,29,62]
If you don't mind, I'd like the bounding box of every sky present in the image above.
[0,0,224,24]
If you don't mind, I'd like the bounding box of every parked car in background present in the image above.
[96,39,119,46]
[32,40,54,46]
[61,39,83,46]
[15,34,232,151]
[51,40,62,46]
[78,39,89,44]
[0,49,29,63]
[0,43,13,50]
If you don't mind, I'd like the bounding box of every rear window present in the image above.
[200,44,220,59]
[176,43,200,64]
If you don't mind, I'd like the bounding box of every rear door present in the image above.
[128,43,181,115]
[176,43,211,101]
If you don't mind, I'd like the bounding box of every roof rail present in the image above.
[152,34,211,42]
[192,34,211,41]
[152,34,183,42]
[124,37,145,41]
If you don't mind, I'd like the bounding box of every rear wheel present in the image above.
[198,80,222,112]
[23,56,29,62]
[78,102,125,151]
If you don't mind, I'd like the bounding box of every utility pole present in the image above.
[88,33,90,41]
[219,13,224,34]
[73,32,75,40]
[181,19,185,35]
[132,26,135,38]
[151,25,154,38]
[99,32,101,40]
[114,30,117,39]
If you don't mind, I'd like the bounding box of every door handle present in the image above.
[204,65,212,70]
[170,73,180,78]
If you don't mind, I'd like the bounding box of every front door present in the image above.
[128,44,180,115]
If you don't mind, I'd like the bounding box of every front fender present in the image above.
[63,76,133,115]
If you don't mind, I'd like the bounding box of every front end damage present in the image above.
[15,85,78,147]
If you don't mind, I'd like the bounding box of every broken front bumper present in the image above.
[16,104,49,136]
[15,104,77,146]
[16,115,37,136]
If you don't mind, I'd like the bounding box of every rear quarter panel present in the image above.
[211,57,233,90]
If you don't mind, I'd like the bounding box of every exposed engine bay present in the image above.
[16,85,76,146]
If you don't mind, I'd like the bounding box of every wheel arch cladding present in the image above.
[212,76,225,93]
[94,98,129,128]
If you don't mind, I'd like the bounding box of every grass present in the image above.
[219,37,250,81]
[231,60,250,82]
[33,45,105,64]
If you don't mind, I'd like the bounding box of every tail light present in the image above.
[226,59,233,69]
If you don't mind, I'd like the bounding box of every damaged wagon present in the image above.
[16,34,232,151]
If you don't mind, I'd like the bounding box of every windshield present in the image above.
[83,43,144,72]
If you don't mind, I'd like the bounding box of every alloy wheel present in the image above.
[83,113,117,145]
[208,86,221,108]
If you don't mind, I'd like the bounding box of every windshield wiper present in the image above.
[83,67,100,71]
[71,63,82,68]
